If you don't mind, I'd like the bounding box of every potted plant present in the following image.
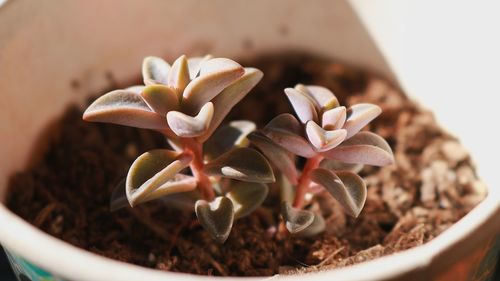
[0,1,498,281]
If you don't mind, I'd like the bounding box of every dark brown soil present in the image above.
[6,54,486,276]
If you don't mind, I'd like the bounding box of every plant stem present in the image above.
[292,155,323,209]
[183,139,215,201]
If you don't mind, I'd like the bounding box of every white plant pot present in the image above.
[0,1,498,280]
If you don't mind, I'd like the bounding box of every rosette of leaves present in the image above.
[83,55,273,243]
[249,84,394,237]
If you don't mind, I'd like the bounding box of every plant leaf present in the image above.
[322,131,394,166]
[322,106,347,130]
[204,120,256,160]
[344,103,382,139]
[295,84,339,112]
[204,147,275,183]
[310,168,367,217]
[139,174,197,203]
[294,212,326,237]
[226,181,268,219]
[306,121,347,152]
[248,132,298,184]
[187,55,213,79]
[83,90,167,129]
[142,56,170,85]
[126,150,193,207]
[167,55,190,92]
[284,88,318,124]
[200,68,263,142]
[125,85,145,94]
[320,159,363,173]
[195,197,235,243]
[263,114,316,158]
[140,85,179,116]
[281,202,315,234]
[182,58,245,113]
[167,102,214,137]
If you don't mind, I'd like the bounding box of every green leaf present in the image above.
[247,132,298,184]
[305,121,347,152]
[322,131,394,166]
[293,212,326,237]
[200,68,263,142]
[344,103,382,139]
[226,181,268,219]
[83,89,167,130]
[204,147,275,183]
[281,202,315,234]
[125,150,193,206]
[310,168,367,217]
[167,55,190,92]
[204,120,256,160]
[166,102,214,137]
[182,58,245,114]
[142,56,170,85]
[284,87,318,124]
[195,197,235,243]
[140,85,179,116]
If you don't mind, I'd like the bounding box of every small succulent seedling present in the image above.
[249,84,394,236]
[83,55,273,243]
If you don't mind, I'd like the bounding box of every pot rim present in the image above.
[0,184,498,281]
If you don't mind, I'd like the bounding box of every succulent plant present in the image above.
[249,84,394,236]
[83,55,273,243]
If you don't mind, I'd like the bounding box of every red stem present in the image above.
[183,138,215,201]
[292,155,323,209]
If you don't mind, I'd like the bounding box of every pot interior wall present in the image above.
[0,0,394,201]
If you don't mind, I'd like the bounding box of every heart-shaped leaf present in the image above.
[182,58,245,113]
[311,168,367,217]
[204,147,275,183]
[320,159,363,173]
[284,88,318,124]
[344,103,382,139]
[83,90,167,129]
[126,150,193,206]
[322,106,347,130]
[306,121,347,152]
[281,202,315,234]
[322,131,394,166]
[200,68,263,142]
[167,55,190,92]
[187,55,213,79]
[195,197,235,243]
[140,85,179,116]
[166,102,214,137]
[204,120,256,160]
[293,212,326,237]
[295,84,339,112]
[248,132,298,184]
[226,181,268,219]
[263,114,316,158]
[142,56,170,85]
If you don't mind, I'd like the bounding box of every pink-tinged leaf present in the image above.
[199,68,263,142]
[204,147,275,183]
[322,106,346,130]
[140,174,197,203]
[125,85,145,94]
[226,181,268,219]
[281,202,315,234]
[187,55,213,79]
[204,120,256,160]
[182,58,245,113]
[247,132,298,184]
[322,131,394,166]
[140,85,179,116]
[311,168,367,217]
[126,150,193,207]
[284,88,318,124]
[83,90,167,130]
[195,197,235,244]
[306,121,347,152]
[262,114,316,158]
[166,102,214,137]
[320,159,363,173]
[344,103,382,139]
[142,56,170,85]
[296,84,339,112]
[167,55,190,92]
